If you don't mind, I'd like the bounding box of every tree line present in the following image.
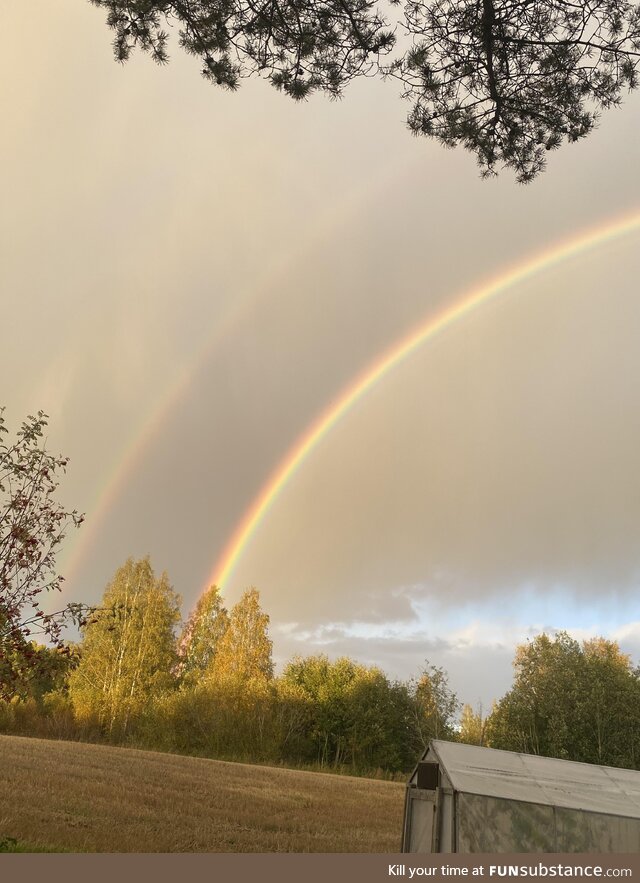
[0,557,461,774]
[2,555,640,776]
[2,408,640,776]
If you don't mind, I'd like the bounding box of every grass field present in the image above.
[0,735,405,852]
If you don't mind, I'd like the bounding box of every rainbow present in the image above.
[60,155,420,591]
[209,209,640,592]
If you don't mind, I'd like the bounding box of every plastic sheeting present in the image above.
[456,792,640,852]
[428,741,640,818]
[404,742,640,853]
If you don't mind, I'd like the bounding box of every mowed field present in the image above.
[0,735,405,852]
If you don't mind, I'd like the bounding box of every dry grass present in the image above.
[0,735,405,852]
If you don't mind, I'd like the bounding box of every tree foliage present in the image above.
[89,0,395,98]
[90,0,640,180]
[282,654,372,766]
[485,631,640,768]
[68,557,181,736]
[410,661,460,747]
[458,702,485,745]
[178,583,228,683]
[210,586,274,682]
[0,408,85,700]
[282,654,420,770]
[393,0,640,181]
[5,542,640,777]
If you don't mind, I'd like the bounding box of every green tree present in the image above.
[178,584,228,684]
[210,587,273,682]
[270,678,315,761]
[283,654,351,766]
[345,667,419,771]
[486,632,585,757]
[282,654,418,770]
[0,407,85,700]
[485,632,640,768]
[410,662,460,748]
[68,557,181,736]
[16,642,79,702]
[579,637,640,767]
[90,1,640,181]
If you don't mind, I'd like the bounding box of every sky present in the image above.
[3,0,640,710]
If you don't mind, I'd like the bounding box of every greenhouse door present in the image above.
[404,789,439,853]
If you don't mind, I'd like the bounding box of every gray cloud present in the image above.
[272,618,516,709]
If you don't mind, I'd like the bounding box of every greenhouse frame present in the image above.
[402,740,640,852]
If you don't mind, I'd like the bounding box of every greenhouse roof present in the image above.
[426,741,640,819]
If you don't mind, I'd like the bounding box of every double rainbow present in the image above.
[208,210,640,593]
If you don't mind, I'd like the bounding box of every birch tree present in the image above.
[69,557,180,736]
[178,583,228,684]
[210,587,273,682]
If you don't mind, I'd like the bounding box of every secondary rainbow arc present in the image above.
[59,155,418,592]
[208,210,640,594]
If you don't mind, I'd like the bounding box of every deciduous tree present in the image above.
[485,632,640,768]
[68,557,181,736]
[410,662,460,747]
[0,408,85,700]
[210,586,274,682]
[282,654,419,769]
[458,702,485,745]
[178,583,228,684]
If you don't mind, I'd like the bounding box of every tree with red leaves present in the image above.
[0,408,86,700]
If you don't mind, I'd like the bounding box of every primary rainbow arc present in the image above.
[208,209,640,593]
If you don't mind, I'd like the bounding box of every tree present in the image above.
[90,0,640,180]
[410,662,460,747]
[281,654,419,770]
[8,642,80,703]
[282,654,365,766]
[485,632,640,768]
[458,702,485,745]
[580,637,640,768]
[89,0,395,98]
[345,666,419,771]
[210,586,274,682]
[68,557,181,736]
[178,588,274,758]
[391,0,640,181]
[178,583,228,684]
[0,408,85,700]
[486,632,587,758]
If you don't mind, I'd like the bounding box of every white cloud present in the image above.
[271,606,640,709]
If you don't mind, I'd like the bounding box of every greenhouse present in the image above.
[402,740,640,853]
